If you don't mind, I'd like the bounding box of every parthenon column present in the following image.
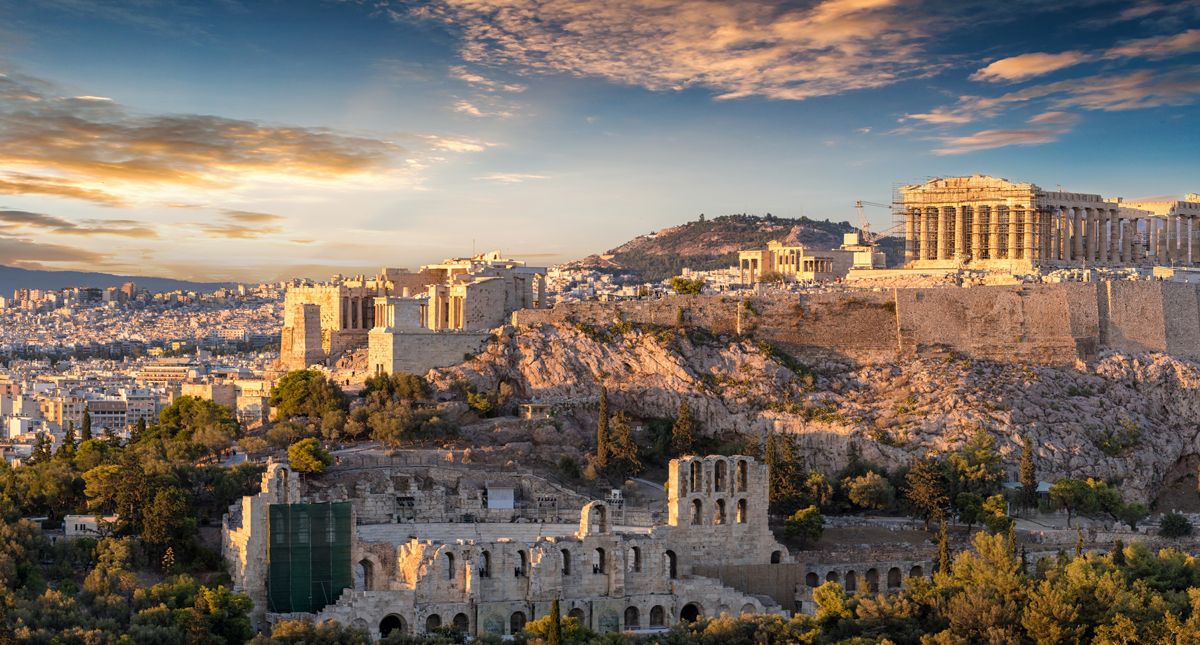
[1022,207,1035,261]
[986,205,998,260]
[1167,215,1176,264]
[1097,209,1108,263]
[919,208,931,260]
[1120,219,1131,263]
[904,208,916,264]
[936,206,949,260]
[1070,208,1082,261]
[971,206,983,260]
[1108,210,1120,263]
[1056,207,1066,260]
[1083,208,1095,262]
[954,206,966,259]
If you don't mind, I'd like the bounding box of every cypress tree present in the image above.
[596,386,609,467]
[132,418,147,443]
[1112,538,1125,566]
[1020,434,1037,511]
[548,598,562,645]
[671,400,697,455]
[937,518,951,574]
[56,424,77,460]
[81,410,93,441]
[606,411,641,477]
[1075,527,1084,559]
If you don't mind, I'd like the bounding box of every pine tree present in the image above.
[606,411,641,477]
[81,411,93,441]
[937,518,951,574]
[56,423,77,460]
[1020,434,1037,511]
[132,418,147,443]
[28,433,51,465]
[671,400,697,455]
[1112,538,1125,566]
[548,598,562,645]
[904,457,948,531]
[595,386,609,467]
[115,448,148,535]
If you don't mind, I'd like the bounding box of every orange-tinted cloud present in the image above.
[934,111,1079,155]
[0,208,157,238]
[407,0,942,101]
[971,52,1091,83]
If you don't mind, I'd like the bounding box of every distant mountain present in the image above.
[569,214,904,282]
[0,265,235,296]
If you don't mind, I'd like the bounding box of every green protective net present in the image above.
[267,502,352,613]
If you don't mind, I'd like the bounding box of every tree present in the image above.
[1115,503,1149,531]
[937,518,951,574]
[1160,512,1193,538]
[190,585,254,645]
[595,386,609,467]
[982,494,1013,533]
[605,411,641,477]
[55,424,77,461]
[948,428,1004,497]
[765,431,803,514]
[269,370,347,420]
[132,418,147,443]
[905,457,948,531]
[669,276,704,295]
[288,438,332,475]
[1019,435,1038,510]
[1049,478,1093,527]
[785,505,824,548]
[955,491,985,532]
[801,472,834,510]
[844,471,894,511]
[81,411,93,442]
[142,487,195,559]
[813,581,853,622]
[158,396,240,455]
[114,448,149,536]
[27,433,52,465]
[671,400,697,455]
[548,598,562,645]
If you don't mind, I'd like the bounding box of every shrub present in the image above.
[1159,512,1193,538]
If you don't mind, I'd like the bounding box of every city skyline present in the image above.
[1,0,1198,282]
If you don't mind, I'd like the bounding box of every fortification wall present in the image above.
[515,282,1200,365]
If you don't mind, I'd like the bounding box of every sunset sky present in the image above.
[1,0,1198,282]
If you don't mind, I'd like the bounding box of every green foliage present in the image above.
[157,396,241,455]
[363,372,429,400]
[269,369,348,420]
[1160,512,1194,538]
[1050,478,1092,527]
[288,438,332,475]
[603,411,642,478]
[595,387,609,468]
[1019,434,1038,510]
[843,471,895,511]
[251,618,372,644]
[903,457,948,530]
[1095,418,1142,457]
[349,390,458,449]
[784,505,824,548]
[523,612,593,644]
[669,276,705,295]
[671,400,698,455]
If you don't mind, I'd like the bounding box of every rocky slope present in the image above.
[431,321,1200,504]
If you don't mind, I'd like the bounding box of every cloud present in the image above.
[0,208,157,238]
[1105,28,1200,60]
[405,0,946,101]
[222,209,284,224]
[421,135,493,153]
[0,235,107,267]
[0,69,430,207]
[197,210,286,239]
[452,99,514,119]
[449,65,526,93]
[970,52,1091,83]
[478,172,548,184]
[934,111,1080,155]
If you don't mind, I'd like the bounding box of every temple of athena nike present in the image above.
[901,175,1200,270]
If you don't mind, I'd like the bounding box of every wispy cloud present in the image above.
[405,0,946,101]
[934,111,1080,155]
[0,208,157,238]
[970,28,1200,84]
[196,210,285,239]
[970,52,1091,83]
[478,172,548,184]
[449,65,526,93]
[452,99,514,119]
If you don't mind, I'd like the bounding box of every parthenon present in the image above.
[901,176,1200,270]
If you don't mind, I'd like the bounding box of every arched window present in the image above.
[806,572,819,587]
[568,608,586,623]
[714,460,727,491]
[665,550,677,579]
[593,548,606,574]
[480,550,491,578]
[510,611,527,634]
[770,550,782,564]
[561,548,571,576]
[866,568,879,592]
[910,565,924,578]
[691,499,703,525]
[380,614,406,637]
[445,552,455,580]
[845,570,858,592]
[680,603,701,623]
[887,567,902,589]
[452,613,470,633]
[737,460,748,491]
[624,606,640,629]
[690,461,702,491]
[516,550,528,578]
[630,546,642,573]
[736,499,747,523]
[649,605,666,627]
[355,559,374,591]
[715,499,727,524]
[826,571,840,583]
[425,614,442,632]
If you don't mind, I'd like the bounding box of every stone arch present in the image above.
[717,604,731,617]
[425,614,441,632]
[826,570,840,583]
[740,603,756,615]
[715,460,728,492]
[568,607,586,624]
[770,550,782,564]
[887,566,902,589]
[910,565,924,578]
[715,498,727,525]
[516,549,528,577]
[690,460,702,491]
[649,605,666,627]
[736,498,747,523]
[452,612,470,633]
[630,546,642,573]
[665,549,677,579]
[380,614,406,638]
[355,558,374,591]
[845,570,858,592]
[510,611,527,634]
[806,572,819,587]
[737,459,748,491]
[593,547,606,574]
[680,602,702,623]
[480,550,492,578]
[624,606,640,629]
[866,568,879,592]
[445,551,455,580]
[691,498,703,525]
[561,548,572,575]
[579,501,610,536]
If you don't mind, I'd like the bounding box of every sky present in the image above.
[0,0,1197,282]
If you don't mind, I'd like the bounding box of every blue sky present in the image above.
[0,0,1197,281]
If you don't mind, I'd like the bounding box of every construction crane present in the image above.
[854,200,893,244]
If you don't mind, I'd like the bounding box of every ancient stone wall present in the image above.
[515,282,1200,365]
[369,331,492,377]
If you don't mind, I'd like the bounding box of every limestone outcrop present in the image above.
[432,321,1200,504]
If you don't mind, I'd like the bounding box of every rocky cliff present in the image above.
[431,321,1200,505]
